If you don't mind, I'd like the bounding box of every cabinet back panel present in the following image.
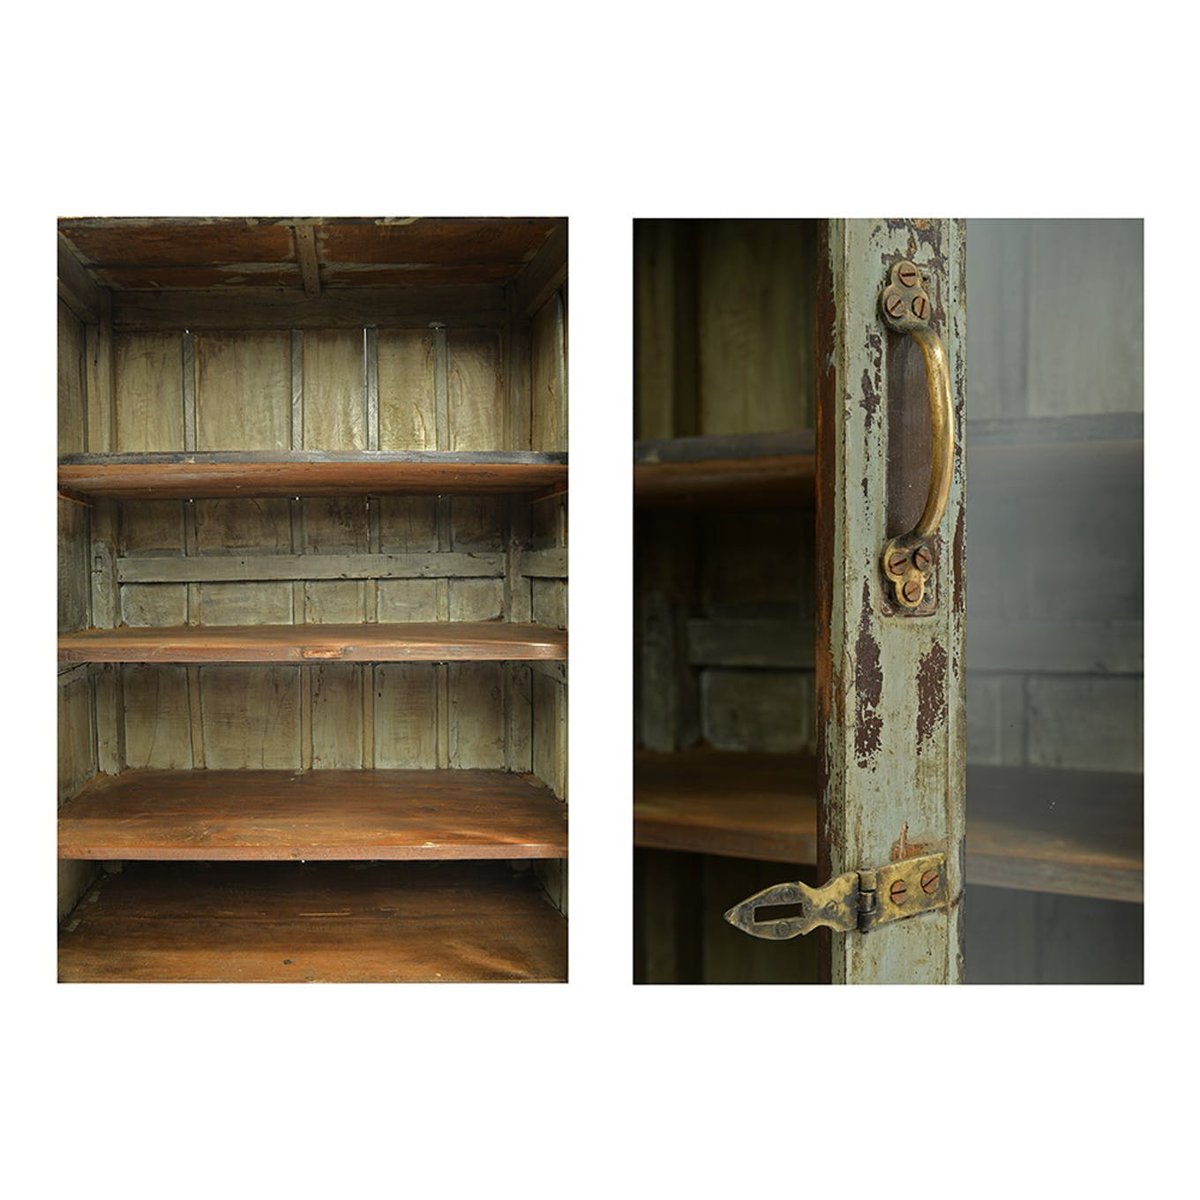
[196,331,291,450]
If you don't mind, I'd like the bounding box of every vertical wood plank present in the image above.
[531,294,566,452]
[697,219,816,435]
[115,332,184,450]
[122,666,193,768]
[58,299,87,455]
[504,284,532,451]
[196,331,291,450]
[378,329,437,450]
[448,329,504,450]
[303,329,366,449]
[85,289,116,453]
[816,218,967,984]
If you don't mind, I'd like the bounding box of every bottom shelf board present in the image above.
[633,749,1143,903]
[58,862,567,983]
[58,769,567,860]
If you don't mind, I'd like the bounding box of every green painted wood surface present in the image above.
[817,219,967,984]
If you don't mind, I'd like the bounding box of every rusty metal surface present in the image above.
[817,220,967,984]
[724,852,947,939]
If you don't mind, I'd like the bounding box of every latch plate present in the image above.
[724,852,947,940]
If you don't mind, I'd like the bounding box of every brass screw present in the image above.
[912,544,932,572]
[887,551,910,575]
[889,879,908,904]
[775,921,791,937]
[901,576,923,605]
[920,869,940,895]
[897,262,920,288]
[884,291,907,319]
[911,294,929,321]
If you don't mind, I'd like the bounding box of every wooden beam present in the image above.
[292,223,321,296]
[58,233,104,324]
[517,548,568,579]
[513,221,567,317]
[117,551,505,584]
[112,286,507,330]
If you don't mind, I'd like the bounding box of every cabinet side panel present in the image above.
[195,331,291,450]
[531,292,566,452]
[58,298,87,455]
[58,668,99,918]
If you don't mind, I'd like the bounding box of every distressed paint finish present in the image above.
[817,219,966,984]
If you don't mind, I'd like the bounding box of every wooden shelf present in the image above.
[58,862,567,983]
[635,431,815,507]
[634,749,1142,903]
[633,415,1141,508]
[58,769,567,861]
[58,621,567,664]
[635,750,817,862]
[58,451,567,500]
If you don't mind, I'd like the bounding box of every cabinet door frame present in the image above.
[816,218,967,984]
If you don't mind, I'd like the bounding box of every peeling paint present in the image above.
[861,327,882,431]
[952,503,966,616]
[854,579,883,766]
[916,641,948,752]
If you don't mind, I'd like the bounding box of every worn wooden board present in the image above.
[59,769,567,860]
[196,331,291,451]
[60,622,568,663]
[531,293,566,452]
[122,665,193,768]
[817,219,967,984]
[59,862,567,983]
[114,332,184,451]
[378,329,437,450]
[58,497,91,633]
[374,665,439,768]
[302,330,365,450]
[448,330,504,450]
[58,299,87,455]
[697,219,816,435]
[59,452,566,499]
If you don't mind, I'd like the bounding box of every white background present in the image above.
[3,2,1193,1195]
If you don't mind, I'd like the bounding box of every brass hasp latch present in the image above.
[724,852,948,940]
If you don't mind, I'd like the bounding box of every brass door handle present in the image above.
[879,260,954,610]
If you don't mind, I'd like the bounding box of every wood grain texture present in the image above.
[58,299,87,455]
[531,293,566,452]
[60,452,566,499]
[114,332,184,451]
[61,622,566,663]
[696,219,816,435]
[58,769,567,860]
[196,331,291,450]
[378,329,437,450]
[303,330,365,450]
[448,331,504,450]
[58,862,567,983]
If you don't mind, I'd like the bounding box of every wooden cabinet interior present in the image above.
[632,218,1143,984]
[57,217,568,982]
